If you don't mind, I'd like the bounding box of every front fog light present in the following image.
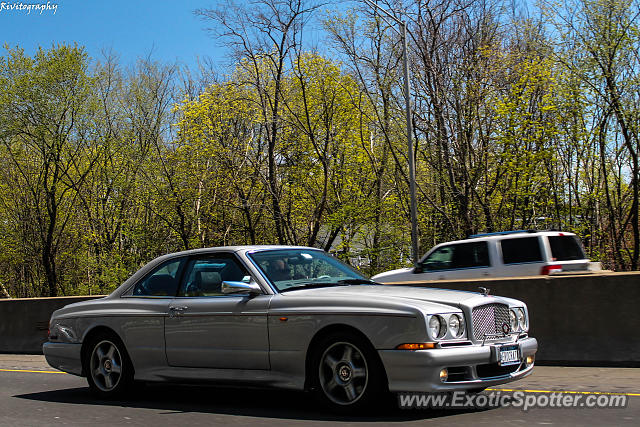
[439,368,448,382]
[526,355,535,365]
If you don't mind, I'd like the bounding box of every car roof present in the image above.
[435,230,577,247]
[162,245,322,258]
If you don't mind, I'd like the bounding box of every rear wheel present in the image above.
[85,333,133,398]
[312,332,386,411]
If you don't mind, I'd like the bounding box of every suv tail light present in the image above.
[541,264,562,275]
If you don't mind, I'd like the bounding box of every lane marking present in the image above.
[487,388,640,397]
[0,368,66,374]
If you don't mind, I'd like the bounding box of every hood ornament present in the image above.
[479,287,490,296]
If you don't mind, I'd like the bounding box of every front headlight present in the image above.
[509,309,519,332]
[429,315,446,339]
[516,308,527,331]
[448,314,465,338]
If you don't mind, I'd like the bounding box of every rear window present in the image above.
[500,237,542,264]
[548,235,586,261]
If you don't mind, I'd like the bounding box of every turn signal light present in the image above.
[396,343,436,350]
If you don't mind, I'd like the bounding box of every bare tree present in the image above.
[196,0,323,244]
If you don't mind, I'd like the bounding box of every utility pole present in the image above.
[362,0,419,264]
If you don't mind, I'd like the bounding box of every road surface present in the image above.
[0,355,638,426]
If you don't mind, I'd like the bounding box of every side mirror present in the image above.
[221,281,262,296]
[413,264,424,274]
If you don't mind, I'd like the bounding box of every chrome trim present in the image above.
[221,280,262,295]
[445,362,534,384]
[472,303,510,342]
[481,331,521,346]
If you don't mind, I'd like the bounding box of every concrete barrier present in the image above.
[0,272,638,366]
[396,272,640,367]
[0,296,104,354]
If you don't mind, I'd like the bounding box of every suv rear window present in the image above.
[500,237,542,264]
[548,235,586,261]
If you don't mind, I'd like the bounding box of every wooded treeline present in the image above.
[1,0,639,297]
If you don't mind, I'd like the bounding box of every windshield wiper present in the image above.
[279,282,349,293]
[336,278,378,285]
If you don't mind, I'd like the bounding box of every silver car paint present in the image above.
[44,245,537,393]
[165,294,270,369]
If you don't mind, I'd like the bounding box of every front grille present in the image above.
[472,303,510,341]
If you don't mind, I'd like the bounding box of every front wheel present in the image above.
[85,333,133,398]
[313,333,386,411]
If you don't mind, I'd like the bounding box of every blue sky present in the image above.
[0,0,228,70]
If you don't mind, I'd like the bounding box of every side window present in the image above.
[500,237,542,264]
[133,258,185,297]
[179,255,250,297]
[451,242,490,269]
[421,242,490,271]
[421,245,455,271]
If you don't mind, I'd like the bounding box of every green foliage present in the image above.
[2,0,640,297]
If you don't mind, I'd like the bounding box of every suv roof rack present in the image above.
[467,229,566,239]
[467,230,537,239]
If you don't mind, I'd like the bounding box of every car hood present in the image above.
[371,267,413,280]
[278,284,484,313]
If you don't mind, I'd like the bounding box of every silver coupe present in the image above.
[44,246,538,410]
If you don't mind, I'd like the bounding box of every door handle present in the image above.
[169,305,188,318]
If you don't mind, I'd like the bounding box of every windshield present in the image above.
[248,249,372,292]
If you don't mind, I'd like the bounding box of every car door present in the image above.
[418,241,492,280]
[120,256,187,370]
[497,236,545,276]
[164,253,271,369]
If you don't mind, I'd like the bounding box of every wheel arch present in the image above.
[80,325,132,377]
[303,323,388,392]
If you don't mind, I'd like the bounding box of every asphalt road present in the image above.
[0,355,638,426]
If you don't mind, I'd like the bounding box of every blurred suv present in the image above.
[372,230,601,283]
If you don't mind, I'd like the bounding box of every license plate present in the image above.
[499,345,520,366]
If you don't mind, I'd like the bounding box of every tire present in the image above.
[311,332,386,412]
[84,332,133,398]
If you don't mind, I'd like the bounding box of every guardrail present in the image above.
[0,296,104,354]
[0,272,638,366]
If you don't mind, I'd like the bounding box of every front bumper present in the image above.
[379,337,537,392]
[42,342,83,376]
